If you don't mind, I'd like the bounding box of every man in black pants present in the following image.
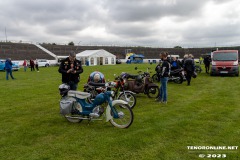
[204,55,211,73]
[183,54,195,86]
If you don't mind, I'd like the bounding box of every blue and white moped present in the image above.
[59,82,134,129]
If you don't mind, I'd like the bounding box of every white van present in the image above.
[36,59,50,67]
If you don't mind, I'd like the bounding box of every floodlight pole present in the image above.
[5,27,8,42]
[75,41,81,51]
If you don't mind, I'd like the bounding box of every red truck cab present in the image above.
[210,50,239,76]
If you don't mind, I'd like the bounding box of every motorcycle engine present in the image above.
[135,75,143,86]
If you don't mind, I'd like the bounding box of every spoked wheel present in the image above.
[147,86,159,98]
[152,74,160,83]
[173,76,183,84]
[109,104,133,129]
[118,92,136,109]
[64,114,83,123]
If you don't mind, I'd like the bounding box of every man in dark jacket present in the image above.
[5,58,15,80]
[204,55,211,73]
[58,52,83,90]
[183,54,195,86]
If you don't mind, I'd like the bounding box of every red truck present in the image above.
[210,50,239,76]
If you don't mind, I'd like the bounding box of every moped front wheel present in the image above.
[110,104,133,129]
[118,92,136,109]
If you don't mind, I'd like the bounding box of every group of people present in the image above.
[4,58,41,80]
[22,59,39,72]
[58,51,211,106]
[155,52,211,104]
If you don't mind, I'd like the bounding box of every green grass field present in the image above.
[0,64,239,160]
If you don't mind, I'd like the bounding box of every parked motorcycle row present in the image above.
[152,65,202,84]
[58,65,202,129]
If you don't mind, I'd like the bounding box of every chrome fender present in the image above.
[106,100,128,122]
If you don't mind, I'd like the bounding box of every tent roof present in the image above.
[76,49,116,58]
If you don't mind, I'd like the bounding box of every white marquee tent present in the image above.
[76,49,116,66]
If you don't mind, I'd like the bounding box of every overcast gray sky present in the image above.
[1,0,240,47]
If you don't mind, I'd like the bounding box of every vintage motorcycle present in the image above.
[59,83,134,129]
[84,79,137,109]
[120,70,159,98]
[152,68,184,84]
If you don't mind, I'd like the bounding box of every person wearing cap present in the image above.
[58,52,83,90]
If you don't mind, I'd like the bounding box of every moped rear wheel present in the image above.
[147,86,159,98]
[118,92,136,109]
[110,104,133,129]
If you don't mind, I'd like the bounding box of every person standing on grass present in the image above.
[58,52,83,90]
[183,54,195,86]
[22,59,28,72]
[30,59,35,71]
[35,59,39,72]
[155,52,170,104]
[204,55,211,73]
[5,58,15,80]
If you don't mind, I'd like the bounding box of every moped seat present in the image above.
[68,90,91,99]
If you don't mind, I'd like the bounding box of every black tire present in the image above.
[109,103,133,129]
[173,76,183,84]
[152,74,159,82]
[147,86,159,98]
[118,92,136,109]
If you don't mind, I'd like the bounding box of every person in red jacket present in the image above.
[22,59,28,72]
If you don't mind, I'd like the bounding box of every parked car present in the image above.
[0,59,20,71]
[12,61,20,71]
[36,59,50,67]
